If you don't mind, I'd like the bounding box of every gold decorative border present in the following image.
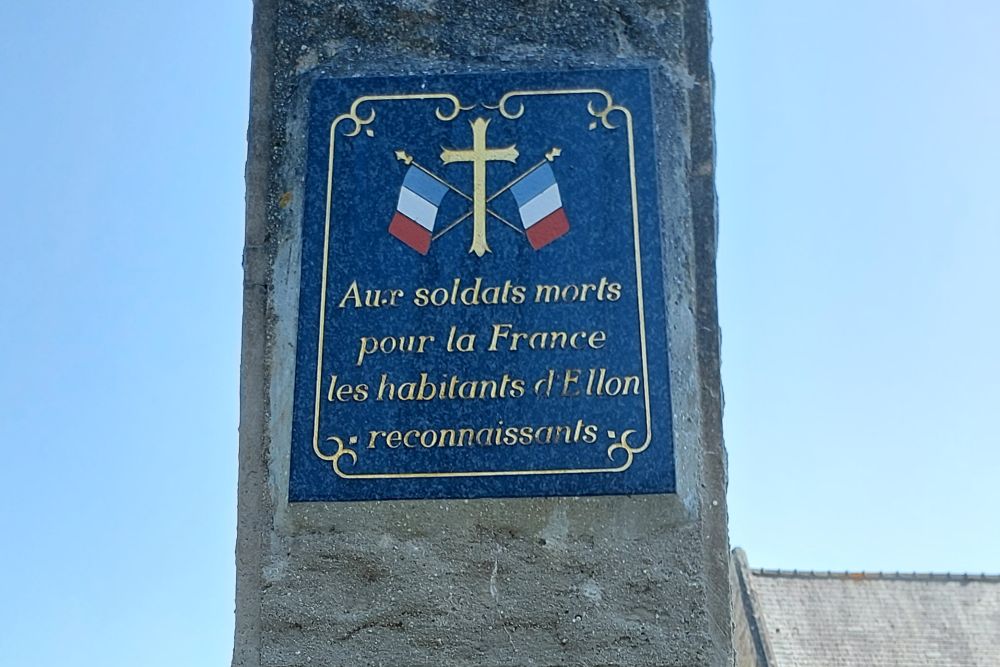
[311,88,652,479]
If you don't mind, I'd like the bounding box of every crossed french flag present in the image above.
[388,161,569,255]
[388,167,450,256]
[508,163,570,251]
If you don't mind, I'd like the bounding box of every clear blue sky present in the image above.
[715,1,1000,576]
[0,1,996,665]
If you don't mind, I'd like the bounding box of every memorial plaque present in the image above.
[289,69,675,501]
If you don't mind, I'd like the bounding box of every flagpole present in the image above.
[431,147,562,240]
[486,147,562,202]
[400,154,472,201]
[433,209,523,240]
[396,150,518,234]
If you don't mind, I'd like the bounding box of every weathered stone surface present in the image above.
[236,1,729,665]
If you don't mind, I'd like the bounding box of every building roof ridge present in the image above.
[751,568,1000,582]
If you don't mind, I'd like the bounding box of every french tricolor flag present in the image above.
[388,166,449,255]
[510,163,569,250]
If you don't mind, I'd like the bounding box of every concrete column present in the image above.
[236,2,730,665]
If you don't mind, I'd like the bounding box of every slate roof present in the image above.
[731,548,1000,667]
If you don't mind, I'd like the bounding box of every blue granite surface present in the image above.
[289,68,675,501]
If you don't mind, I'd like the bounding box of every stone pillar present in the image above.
[236,1,730,665]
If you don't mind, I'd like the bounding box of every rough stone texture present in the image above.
[236,1,730,665]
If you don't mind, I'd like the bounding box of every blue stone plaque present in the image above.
[289,68,675,501]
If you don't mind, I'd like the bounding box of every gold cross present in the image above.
[440,117,518,256]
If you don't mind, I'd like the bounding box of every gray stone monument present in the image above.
[235,1,730,665]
